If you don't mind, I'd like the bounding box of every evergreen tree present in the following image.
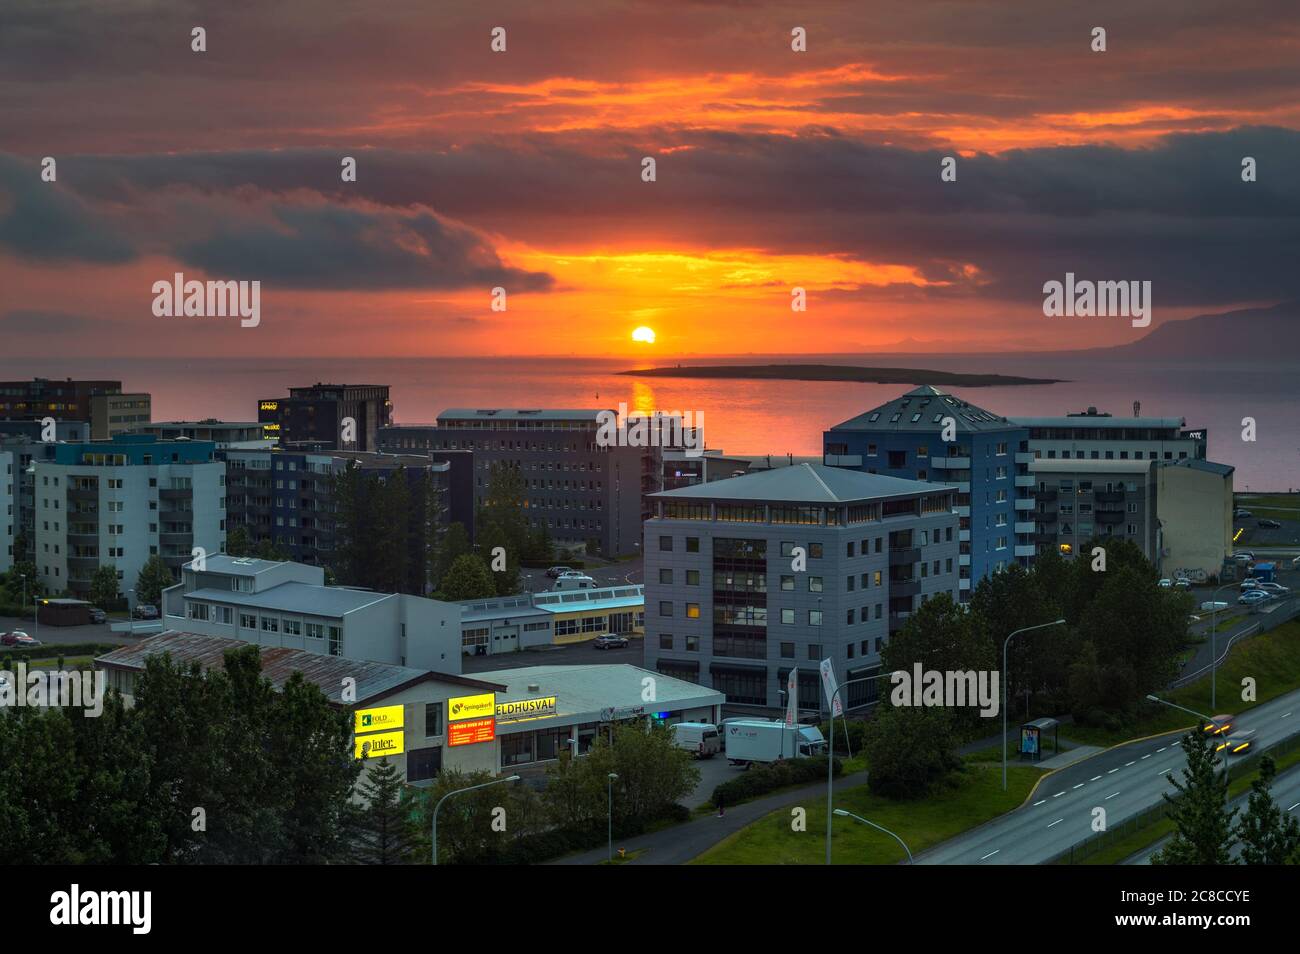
[89,564,120,610]
[350,757,420,864]
[475,463,529,595]
[436,554,497,601]
[1152,726,1238,865]
[225,525,252,557]
[1236,755,1300,864]
[433,522,472,590]
[134,554,176,606]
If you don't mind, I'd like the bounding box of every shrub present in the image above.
[710,756,841,807]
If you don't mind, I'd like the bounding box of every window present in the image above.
[846,609,854,625]
[685,537,699,553]
[809,610,823,626]
[684,636,698,652]
[686,603,700,619]
[846,575,855,591]
[781,608,795,624]
[659,601,673,617]
[306,622,324,639]
[807,644,822,660]
[239,613,256,629]
[328,626,342,656]
[406,746,442,783]
[659,535,673,551]
[846,541,855,557]
[424,703,442,738]
[809,543,823,558]
[781,574,795,591]
[283,619,301,636]
[659,568,673,584]
[780,541,796,557]
[659,634,673,650]
[261,616,279,633]
[780,642,795,659]
[808,576,823,592]
[686,569,700,585]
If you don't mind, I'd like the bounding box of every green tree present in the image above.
[135,554,175,606]
[475,463,529,595]
[1236,755,1300,864]
[349,757,420,864]
[862,704,961,800]
[252,537,291,562]
[225,525,252,558]
[89,564,120,609]
[436,554,497,601]
[1152,726,1237,865]
[433,521,472,589]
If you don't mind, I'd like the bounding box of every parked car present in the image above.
[133,603,159,620]
[592,633,629,650]
[545,565,574,578]
[1174,577,1192,589]
[1239,590,1271,605]
[1199,601,1229,613]
[1,630,41,647]
[1234,552,1255,564]
[1158,578,1173,589]
[670,722,721,759]
[1241,578,1260,589]
[1256,518,1282,529]
[1254,582,1290,595]
[89,607,107,624]
[1234,509,1253,518]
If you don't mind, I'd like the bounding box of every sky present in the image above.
[2,0,1299,358]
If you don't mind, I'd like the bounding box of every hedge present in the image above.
[710,755,842,807]
[462,802,689,865]
[0,643,121,661]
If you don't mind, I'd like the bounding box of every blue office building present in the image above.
[823,386,1035,598]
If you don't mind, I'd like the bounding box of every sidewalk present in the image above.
[547,769,869,865]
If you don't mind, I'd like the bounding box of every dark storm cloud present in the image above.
[175,202,553,291]
[0,155,136,263]
[46,125,1300,305]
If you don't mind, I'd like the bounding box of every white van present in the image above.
[552,573,598,592]
[671,722,721,759]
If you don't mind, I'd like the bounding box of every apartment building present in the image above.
[257,383,392,451]
[644,462,959,712]
[0,422,90,565]
[159,555,462,671]
[33,434,225,598]
[89,392,152,439]
[382,409,647,557]
[823,385,1034,598]
[1014,407,1207,463]
[133,419,270,449]
[1028,458,1160,564]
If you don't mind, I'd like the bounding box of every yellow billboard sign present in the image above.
[354,730,404,760]
[355,704,404,735]
[496,696,557,722]
[448,692,496,722]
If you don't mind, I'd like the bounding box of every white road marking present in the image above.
[1073,783,1084,790]
[1053,791,1065,798]
[1288,802,1299,812]
[1158,768,1173,776]
[1047,819,1063,829]
[1141,754,1151,760]
[980,849,1000,860]
[1126,761,1136,766]
[1090,775,1102,781]
[1105,791,1120,800]
[1157,747,1167,753]
[1033,800,1046,807]
[1108,768,1119,774]
[1283,712,1293,719]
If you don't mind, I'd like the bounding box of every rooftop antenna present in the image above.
[1133,401,1140,418]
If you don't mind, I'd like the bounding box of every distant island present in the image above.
[618,364,1061,387]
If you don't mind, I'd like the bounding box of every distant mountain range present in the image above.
[1100,301,1300,359]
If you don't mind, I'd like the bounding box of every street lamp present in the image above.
[833,809,913,864]
[607,772,619,862]
[825,672,894,865]
[1002,619,1067,790]
[431,774,519,865]
[1146,694,1235,780]
[1207,581,1238,709]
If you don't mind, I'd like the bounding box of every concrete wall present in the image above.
[1158,465,1233,582]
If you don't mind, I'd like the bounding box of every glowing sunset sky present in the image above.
[2,0,1299,357]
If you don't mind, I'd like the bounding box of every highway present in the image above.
[1122,760,1300,864]
[915,687,1300,864]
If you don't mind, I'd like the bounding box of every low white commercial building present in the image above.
[161,554,462,672]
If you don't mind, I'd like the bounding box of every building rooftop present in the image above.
[652,461,952,504]
[488,664,723,720]
[436,409,606,423]
[185,582,395,617]
[457,585,644,623]
[95,631,500,704]
[186,554,287,577]
[829,385,1019,434]
[1012,415,1188,429]
[1166,458,1234,477]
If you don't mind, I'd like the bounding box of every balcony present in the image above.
[1014,498,1035,511]
[1035,489,1057,503]
[958,529,971,543]
[1015,452,1035,464]
[68,486,99,501]
[888,612,911,633]
[1037,511,1057,525]
[159,487,190,501]
[1095,491,1125,504]
[1014,521,1036,535]
[1034,532,1057,544]
[1096,510,1125,525]
[68,555,99,572]
[889,578,921,598]
[930,456,971,469]
[1014,475,1035,487]
[888,546,921,566]
[958,554,971,567]
[824,454,862,467]
[1014,544,1036,558]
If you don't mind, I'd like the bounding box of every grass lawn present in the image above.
[23,656,93,669]
[691,759,1043,865]
[1061,619,1300,748]
[1237,494,1300,510]
[1078,741,1300,865]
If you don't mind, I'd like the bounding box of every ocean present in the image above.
[5,353,1297,491]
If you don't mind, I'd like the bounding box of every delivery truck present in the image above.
[723,720,827,765]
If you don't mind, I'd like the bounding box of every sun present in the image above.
[631,325,656,344]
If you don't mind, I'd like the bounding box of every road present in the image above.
[915,687,1300,864]
[1122,759,1300,864]
[0,615,136,649]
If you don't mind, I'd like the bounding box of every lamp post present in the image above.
[607,772,619,862]
[825,672,893,865]
[1146,694,1233,779]
[832,809,913,864]
[1002,619,1067,790]
[431,774,519,865]
[1207,581,1237,709]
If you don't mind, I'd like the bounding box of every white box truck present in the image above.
[723,720,827,764]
